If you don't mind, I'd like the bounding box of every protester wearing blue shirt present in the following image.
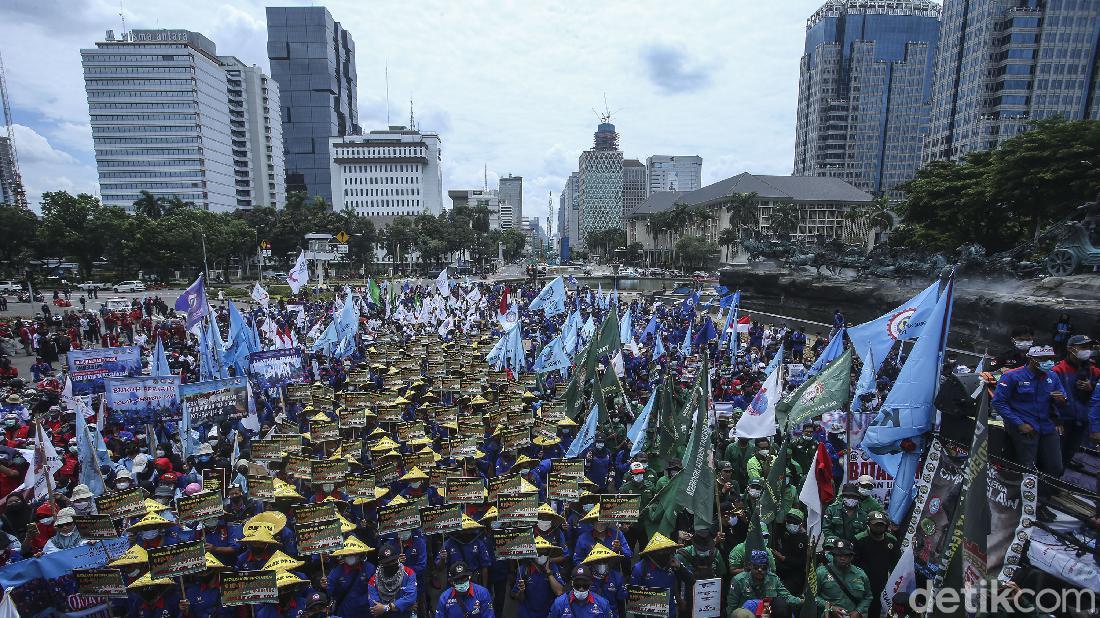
[435,561,496,618]
[993,345,1067,479]
[436,521,493,586]
[548,564,613,618]
[510,541,566,618]
[325,536,376,616]
[630,533,691,618]
[366,543,418,618]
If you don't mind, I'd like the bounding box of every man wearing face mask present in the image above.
[814,539,872,618]
[823,485,868,544]
[572,508,632,565]
[43,508,87,554]
[435,561,495,618]
[366,543,418,617]
[993,345,1067,508]
[990,326,1034,373]
[548,564,611,618]
[853,475,883,520]
[511,537,566,618]
[728,550,802,613]
[775,508,809,595]
[1051,335,1099,467]
[791,422,819,475]
[745,438,774,482]
[434,517,492,589]
[853,512,899,618]
[676,527,727,606]
[631,532,691,617]
[389,525,428,614]
[69,484,97,515]
[585,434,612,492]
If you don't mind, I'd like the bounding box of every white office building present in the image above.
[448,188,509,230]
[82,29,238,212]
[646,155,702,195]
[219,57,286,209]
[329,125,443,221]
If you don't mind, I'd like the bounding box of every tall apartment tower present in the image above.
[645,155,701,195]
[81,29,237,212]
[498,175,523,224]
[622,159,648,218]
[559,172,580,259]
[578,122,623,250]
[793,0,941,198]
[266,6,359,204]
[925,0,1100,162]
[219,57,286,209]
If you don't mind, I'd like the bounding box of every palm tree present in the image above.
[866,195,896,231]
[161,196,195,217]
[133,191,163,218]
[718,227,740,263]
[724,191,759,238]
[768,201,801,241]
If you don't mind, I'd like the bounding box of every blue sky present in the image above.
[1,0,819,224]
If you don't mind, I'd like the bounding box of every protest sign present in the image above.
[345,474,376,500]
[501,428,531,450]
[310,459,349,485]
[296,520,343,556]
[553,458,585,479]
[430,466,461,489]
[285,383,311,402]
[176,491,223,524]
[286,454,311,480]
[492,527,537,560]
[104,376,181,420]
[445,436,478,460]
[248,349,304,388]
[507,408,534,429]
[627,586,671,617]
[148,540,206,579]
[377,405,402,423]
[310,420,340,443]
[339,407,368,429]
[534,417,558,442]
[73,568,127,598]
[347,371,371,386]
[378,501,422,534]
[72,515,119,540]
[67,346,142,395]
[487,474,522,501]
[95,487,145,520]
[396,421,426,442]
[246,475,275,502]
[251,438,290,461]
[179,377,249,424]
[294,503,337,526]
[342,392,371,409]
[457,413,483,438]
[221,570,278,606]
[692,578,722,618]
[370,460,400,486]
[420,505,463,536]
[546,471,580,502]
[599,494,641,524]
[201,468,226,498]
[497,493,538,524]
[445,477,485,504]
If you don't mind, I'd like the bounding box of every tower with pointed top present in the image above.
[577,121,623,251]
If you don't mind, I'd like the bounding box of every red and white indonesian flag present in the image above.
[736,315,752,333]
[799,442,835,539]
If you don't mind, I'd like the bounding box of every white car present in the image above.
[113,280,146,293]
[0,281,22,294]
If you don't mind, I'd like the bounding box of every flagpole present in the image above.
[35,421,59,517]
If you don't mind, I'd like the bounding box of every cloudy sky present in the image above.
[1,0,819,226]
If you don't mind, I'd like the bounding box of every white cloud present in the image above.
[9,125,98,210]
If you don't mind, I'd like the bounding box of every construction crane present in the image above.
[0,49,27,208]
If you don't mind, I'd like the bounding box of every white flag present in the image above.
[735,364,781,439]
[435,268,450,296]
[610,349,625,377]
[0,588,21,618]
[251,282,270,308]
[286,250,309,294]
[31,424,62,501]
[880,544,915,612]
[799,444,824,539]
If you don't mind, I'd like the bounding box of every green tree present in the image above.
[718,227,740,263]
[767,202,801,241]
[382,216,417,274]
[725,191,759,235]
[674,236,719,270]
[499,229,527,262]
[132,191,164,219]
[37,192,119,278]
[0,203,38,274]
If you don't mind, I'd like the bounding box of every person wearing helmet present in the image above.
[823,484,869,544]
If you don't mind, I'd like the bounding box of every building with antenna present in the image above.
[577,120,624,251]
[0,51,26,208]
[328,125,443,222]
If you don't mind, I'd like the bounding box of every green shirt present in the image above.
[857,495,884,519]
[823,503,868,543]
[814,563,872,614]
[727,571,801,615]
[619,476,655,506]
[677,545,728,581]
[727,543,775,573]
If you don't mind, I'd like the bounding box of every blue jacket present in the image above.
[573,528,632,565]
[511,562,565,618]
[438,535,493,573]
[993,366,1065,434]
[367,566,418,618]
[548,591,613,618]
[327,561,377,615]
[435,584,495,618]
[590,568,627,615]
[631,558,680,617]
[1089,383,1100,434]
[184,582,222,618]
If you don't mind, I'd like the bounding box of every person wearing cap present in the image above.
[510,537,566,618]
[631,532,691,617]
[814,539,872,618]
[727,548,802,614]
[654,457,682,495]
[435,561,495,618]
[990,325,1034,374]
[435,518,492,588]
[993,344,1067,489]
[853,511,899,618]
[620,460,655,507]
[366,542,418,617]
[676,527,727,586]
[584,433,613,492]
[1051,334,1099,467]
[823,484,869,544]
[726,535,776,577]
[69,484,97,515]
[302,590,335,618]
[854,475,883,519]
[775,508,809,595]
[127,572,181,618]
[24,502,56,556]
[715,461,741,512]
[256,569,313,618]
[42,507,87,554]
[791,422,819,475]
[548,564,612,618]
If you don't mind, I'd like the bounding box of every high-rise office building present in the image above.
[498,174,523,224]
[559,172,580,259]
[623,159,648,218]
[793,0,941,197]
[925,0,1100,162]
[578,122,623,250]
[266,6,359,204]
[328,125,443,222]
[219,56,286,209]
[0,137,20,205]
[449,188,508,229]
[81,29,238,212]
[646,155,701,195]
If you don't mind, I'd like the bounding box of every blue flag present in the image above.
[206,315,229,379]
[581,316,596,340]
[487,323,526,375]
[222,301,254,373]
[530,276,567,316]
[847,280,940,373]
[150,336,171,377]
[807,328,846,378]
[764,344,784,377]
[719,291,741,309]
[628,390,657,456]
[861,278,954,523]
[534,336,571,376]
[619,308,633,345]
[74,400,105,496]
[693,316,718,346]
[642,313,658,343]
[680,321,694,357]
[850,346,877,414]
[562,310,580,355]
[173,275,210,330]
[679,291,700,316]
[565,404,599,458]
[654,335,666,359]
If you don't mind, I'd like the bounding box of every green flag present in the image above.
[368,278,381,306]
[758,437,790,525]
[777,348,853,429]
[594,311,620,360]
[676,355,715,530]
[744,502,767,557]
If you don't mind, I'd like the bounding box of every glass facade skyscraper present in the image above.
[925,0,1100,161]
[578,123,623,250]
[793,0,941,198]
[266,6,359,204]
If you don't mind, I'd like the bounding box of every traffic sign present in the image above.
[334,231,349,244]
[260,240,271,250]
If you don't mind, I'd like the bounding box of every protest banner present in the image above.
[430,466,461,490]
[179,377,249,424]
[370,460,400,486]
[339,407,368,429]
[148,540,206,579]
[296,520,343,556]
[311,459,349,485]
[420,505,463,536]
[202,468,226,498]
[396,421,426,442]
[247,349,304,389]
[104,376,181,420]
[345,474,376,500]
[445,477,485,504]
[445,436,478,460]
[599,494,641,524]
[294,503,337,526]
[497,493,538,524]
[546,471,580,503]
[285,383,311,402]
[492,527,537,560]
[378,501,422,534]
[176,490,224,524]
[73,568,127,598]
[72,515,119,540]
[221,570,278,606]
[342,392,371,409]
[457,413,483,438]
[487,474,522,501]
[286,454,311,480]
[692,578,722,618]
[501,428,531,450]
[376,405,402,423]
[627,586,672,617]
[67,346,142,395]
[246,475,275,502]
[94,487,145,520]
[553,458,585,479]
[310,420,340,443]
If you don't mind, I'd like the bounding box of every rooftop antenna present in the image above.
[547,191,553,239]
[408,97,415,131]
[384,61,390,124]
[483,164,487,191]
[591,92,620,124]
[119,0,127,36]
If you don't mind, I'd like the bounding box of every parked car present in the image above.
[76,282,106,292]
[0,281,23,294]
[113,280,146,293]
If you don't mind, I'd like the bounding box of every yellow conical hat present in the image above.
[275,570,307,588]
[470,395,489,405]
[400,466,428,482]
[204,552,228,570]
[245,511,288,535]
[460,514,484,530]
[130,510,173,530]
[110,543,148,567]
[537,503,565,524]
[581,543,622,564]
[337,513,356,534]
[370,436,400,452]
[331,535,374,557]
[639,532,682,555]
[240,528,279,545]
[262,550,304,572]
[556,416,578,428]
[127,571,173,589]
[309,411,330,422]
[534,535,564,558]
[144,498,171,513]
[479,506,498,524]
[519,478,539,494]
[533,435,561,447]
[580,504,600,522]
[273,483,304,500]
[386,495,408,506]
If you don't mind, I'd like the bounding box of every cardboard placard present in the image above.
[339,407,368,429]
[202,468,226,498]
[457,413,483,438]
[546,471,580,503]
[487,474,522,502]
[445,477,485,504]
[74,568,127,598]
[497,493,538,524]
[286,454,311,479]
[692,578,722,618]
[296,519,343,556]
[285,383,311,401]
[445,436,478,460]
[176,490,224,524]
[347,371,372,386]
[342,392,372,409]
[221,570,279,606]
[396,421,426,442]
[553,458,585,479]
[501,428,531,450]
[94,487,145,520]
[534,417,559,442]
[430,466,461,489]
[148,540,206,579]
[378,500,422,535]
[627,586,672,617]
[251,436,299,461]
[246,474,275,502]
[377,405,402,423]
[599,494,640,524]
[506,408,534,429]
[311,420,340,443]
[370,460,400,486]
[420,504,463,536]
[72,515,120,540]
[492,527,537,560]
[294,503,337,526]
[311,459,349,485]
[345,474,376,500]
